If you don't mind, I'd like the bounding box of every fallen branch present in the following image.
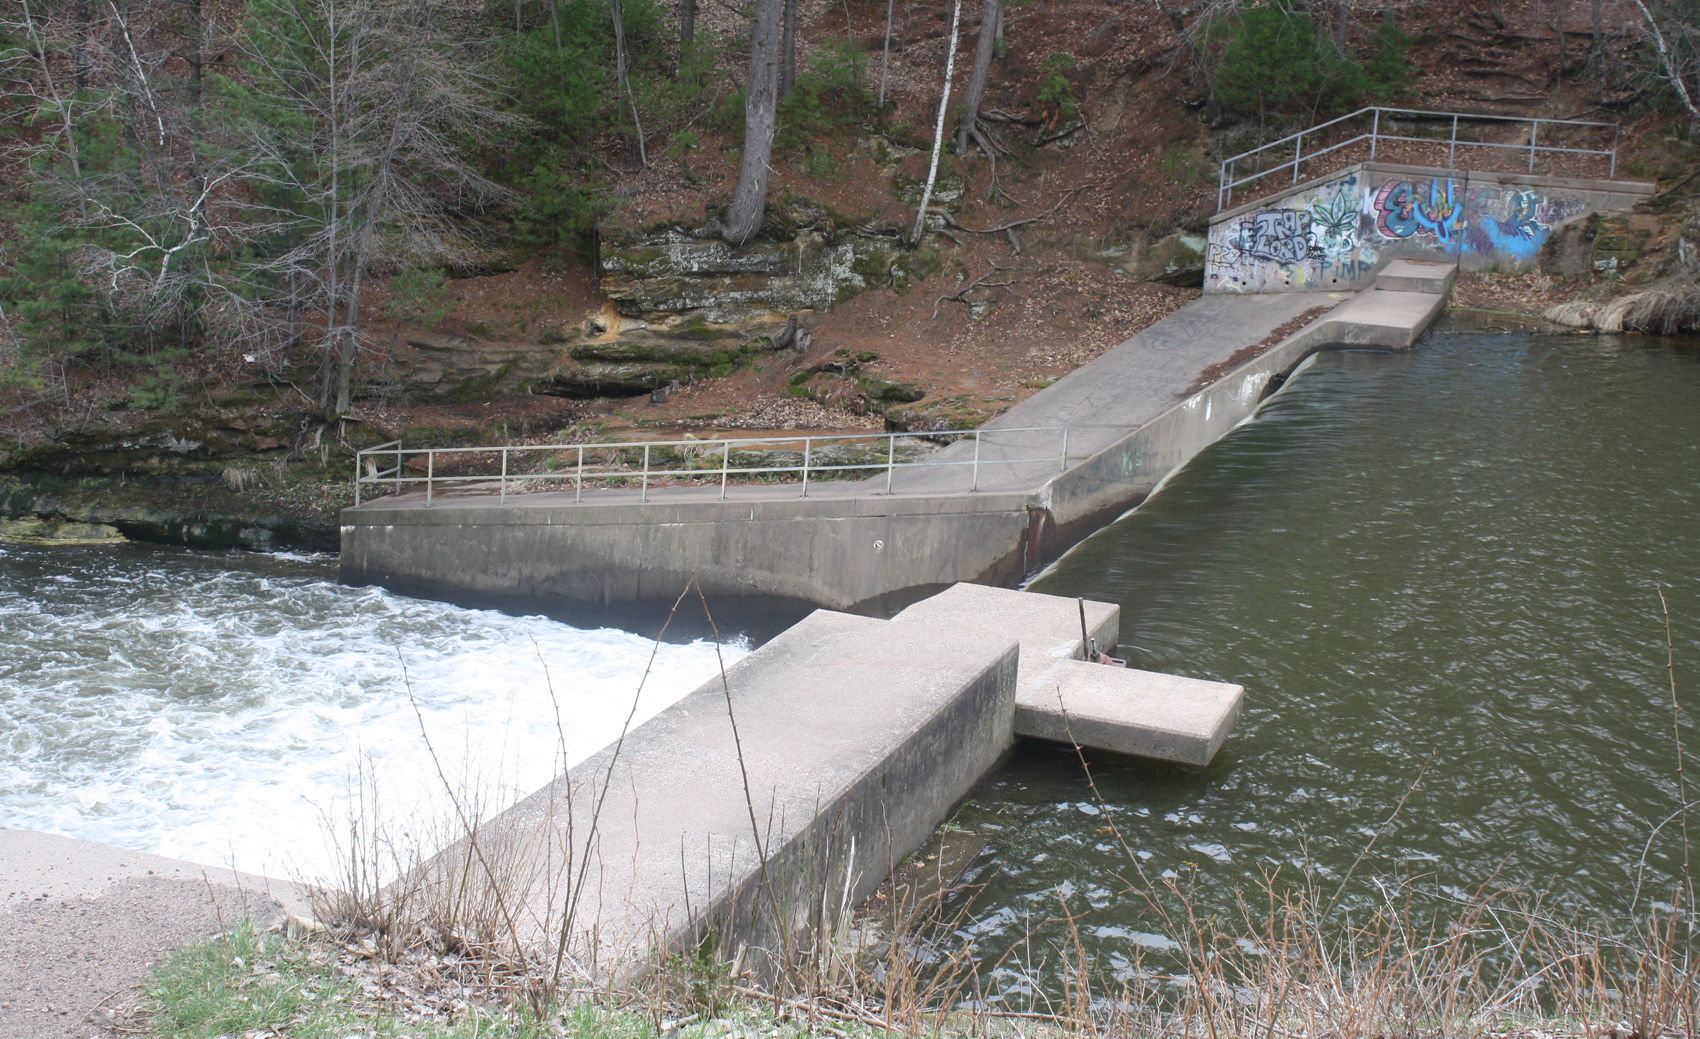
[947,185,1086,235]
[731,984,893,1029]
[932,260,1019,320]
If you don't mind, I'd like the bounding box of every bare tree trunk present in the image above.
[720,0,783,244]
[1591,0,1603,67]
[74,0,91,90]
[780,0,797,98]
[954,0,1000,153]
[612,0,648,165]
[911,0,961,244]
[680,0,696,73]
[1633,0,1700,125]
[878,0,894,106]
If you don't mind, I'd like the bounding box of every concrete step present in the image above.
[1375,258,1457,295]
[1015,661,1243,767]
[1321,287,1449,349]
[893,582,1241,766]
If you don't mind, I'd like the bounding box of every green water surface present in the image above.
[944,329,1700,999]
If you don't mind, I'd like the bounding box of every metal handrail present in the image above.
[350,425,1128,507]
[1216,106,1620,212]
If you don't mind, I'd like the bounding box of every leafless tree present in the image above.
[912,0,962,244]
[231,0,511,413]
[954,0,1000,154]
[718,0,783,245]
[1633,0,1700,128]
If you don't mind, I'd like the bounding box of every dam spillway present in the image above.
[339,262,1454,616]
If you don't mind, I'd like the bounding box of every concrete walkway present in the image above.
[351,291,1332,510]
[0,830,308,1039]
[342,263,1455,614]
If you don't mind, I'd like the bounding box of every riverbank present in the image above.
[0,258,1680,562]
[103,848,1700,1039]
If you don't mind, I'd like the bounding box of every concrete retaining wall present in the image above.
[341,489,1035,616]
[341,271,1449,616]
[1206,162,1654,293]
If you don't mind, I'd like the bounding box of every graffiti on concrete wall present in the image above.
[1226,210,1324,266]
[1306,180,1361,257]
[1207,167,1597,292]
[1372,179,1462,242]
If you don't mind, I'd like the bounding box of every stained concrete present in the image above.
[341,288,1400,614]
[892,582,1241,764]
[1016,662,1243,766]
[0,830,308,1039]
[406,606,1019,979]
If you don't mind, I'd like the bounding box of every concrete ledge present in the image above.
[891,583,1238,765]
[1374,258,1458,295]
[1015,662,1244,767]
[408,606,1019,979]
[1319,287,1450,350]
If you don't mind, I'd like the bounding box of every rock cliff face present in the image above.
[1,196,940,509]
[554,202,938,398]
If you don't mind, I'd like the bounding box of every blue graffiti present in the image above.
[1374,179,1462,243]
[1473,190,1550,259]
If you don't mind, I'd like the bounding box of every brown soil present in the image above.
[3,0,1681,462]
[389,0,1665,446]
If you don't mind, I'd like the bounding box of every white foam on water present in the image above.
[0,544,746,884]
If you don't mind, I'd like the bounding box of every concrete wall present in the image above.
[1206,162,1654,293]
[341,490,1036,616]
[341,278,1447,616]
[402,607,1020,979]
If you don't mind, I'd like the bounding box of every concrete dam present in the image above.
[337,110,1657,975]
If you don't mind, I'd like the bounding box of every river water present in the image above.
[0,545,743,882]
[935,328,1700,999]
[3,328,1696,998]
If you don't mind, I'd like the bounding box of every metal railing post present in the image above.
[500,447,509,505]
[885,436,896,494]
[393,444,402,496]
[354,452,362,507]
[1293,131,1303,184]
[800,438,811,498]
[1529,120,1538,172]
[641,443,650,503]
[575,446,584,503]
[1060,427,1070,471]
[720,441,731,500]
[425,450,434,507]
[1370,108,1380,160]
[1449,113,1458,168]
[971,431,982,491]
